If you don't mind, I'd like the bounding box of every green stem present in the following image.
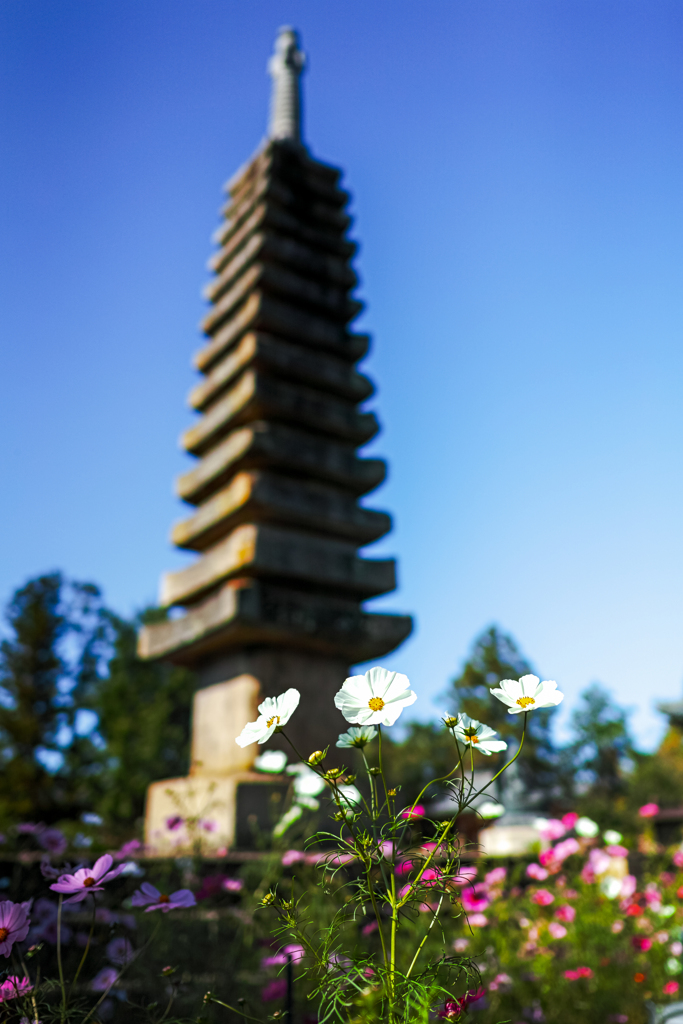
[70,896,96,993]
[405,891,445,978]
[205,996,264,1022]
[56,895,66,1021]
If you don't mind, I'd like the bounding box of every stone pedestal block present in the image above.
[145,771,289,855]
[190,674,261,775]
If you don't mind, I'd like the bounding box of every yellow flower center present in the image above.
[0,928,8,941]
[266,715,281,728]
[83,877,96,887]
[516,696,535,709]
[470,735,479,744]
[158,894,170,903]
[368,697,385,711]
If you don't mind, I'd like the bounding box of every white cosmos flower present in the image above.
[490,674,564,716]
[451,713,508,756]
[336,725,378,749]
[334,667,416,727]
[235,689,300,747]
[254,750,288,773]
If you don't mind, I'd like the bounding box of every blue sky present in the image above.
[2,0,683,748]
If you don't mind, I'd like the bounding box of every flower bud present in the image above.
[308,750,325,765]
[325,767,344,779]
[443,715,458,728]
[259,891,277,907]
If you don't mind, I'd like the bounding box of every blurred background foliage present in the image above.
[1,572,682,842]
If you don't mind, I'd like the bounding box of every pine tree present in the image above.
[444,625,560,807]
[0,573,107,823]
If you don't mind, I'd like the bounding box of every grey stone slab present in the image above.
[175,420,386,504]
[181,369,378,455]
[189,331,373,411]
[138,576,413,665]
[171,469,391,550]
[201,261,361,338]
[194,291,367,372]
[160,521,396,606]
[204,230,356,306]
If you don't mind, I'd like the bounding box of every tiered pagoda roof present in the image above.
[138,27,412,669]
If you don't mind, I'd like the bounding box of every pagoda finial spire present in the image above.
[267,26,306,143]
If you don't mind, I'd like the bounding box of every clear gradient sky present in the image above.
[2,1,683,748]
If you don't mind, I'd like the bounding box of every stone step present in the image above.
[139,576,413,665]
[181,369,378,455]
[160,522,396,607]
[171,469,391,551]
[189,331,373,411]
[176,420,386,506]
[194,290,368,372]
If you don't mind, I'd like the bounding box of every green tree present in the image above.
[444,625,560,806]
[0,573,107,824]
[90,609,195,833]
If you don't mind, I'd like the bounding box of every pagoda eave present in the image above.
[138,577,413,666]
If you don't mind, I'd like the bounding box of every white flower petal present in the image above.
[334,668,416,727]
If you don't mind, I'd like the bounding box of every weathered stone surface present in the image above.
[211,199,356,276]
[160,522,396,606]
[175,421,386,505]
[138,577,412,663]
[200,262,362,338]
[181,370,378,455]
[204,231,356,306]
[171,470,391,550]
[194,291,368,372]
[145,770,288,853]
[189,332,373,411]
[190,674,261,775]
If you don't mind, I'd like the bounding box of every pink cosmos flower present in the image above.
[468,913,488,927]
[485,867,507,886]
[553,838,581,862]
[632,936,652,952]
[639,803,659,818]
[281,850,305,866]
[37,828,67,855]
[664,981,680,996]
[131,882,196,913]
[452,866,478,886]
[561,812,579,830]
[671,942,683,956]
[461,885,490,912]
[222,878,243,893]
[530,889,554,906]
[606,845,629,858]
[50,855,125,904]
[453,938,469,952]
[395,860,413,875]
[620,875,637,899]
[91,967,118,993]
[0,976,32,1002]
[0,901,31,957]
[489,973,512,991]
[165,816,184,831]
[565,967,592,981]
[361,920,378,935]
[262,979,287,1002]
[527,863,549,881]
[400,804,425,820]
[115,839,142,860]
[422,867,442,885]
[539,819,566,841]
[106,937,134,965]
[673,850,683,868]
[554,904,576,923]
[548,922,567,939]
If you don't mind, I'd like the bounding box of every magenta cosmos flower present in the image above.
[0,975,32,1001]
[131,882,196,913]
[50,854,125,904]
[0,901,31,957]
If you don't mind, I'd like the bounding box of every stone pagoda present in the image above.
[139,27,412,853]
